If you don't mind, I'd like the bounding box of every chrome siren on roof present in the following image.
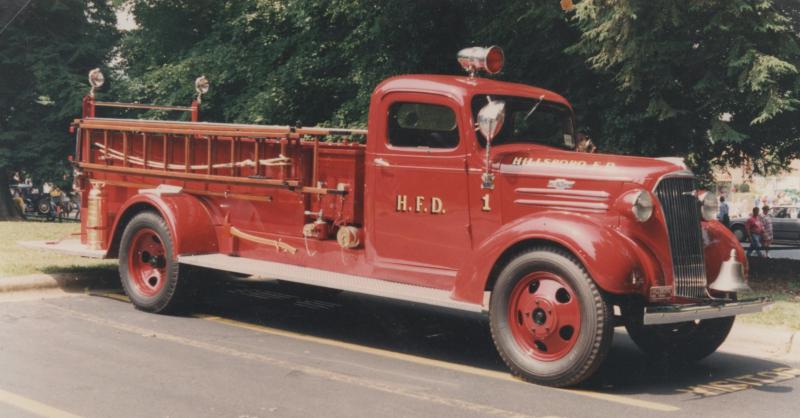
[457,46,504,78]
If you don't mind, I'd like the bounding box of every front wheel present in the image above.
[119,211,192,313]
[489,247,614,387]
[624,314,735,362]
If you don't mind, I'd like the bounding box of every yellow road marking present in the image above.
[90,291,678,411]
[198,314,679,412]
[0,388,83,418]
[50,304,558,418]
[677,367,800,397]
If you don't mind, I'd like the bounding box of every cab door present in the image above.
[368,93,472,283]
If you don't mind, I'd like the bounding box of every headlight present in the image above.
[632,190,654,222]
[699,191,719,221]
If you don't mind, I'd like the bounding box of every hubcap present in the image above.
[127,228,167,297]
[508,272,581,361]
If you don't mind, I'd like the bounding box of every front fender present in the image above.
[110,192,219,258]
[704,221,747,280]
[453,212,647,304]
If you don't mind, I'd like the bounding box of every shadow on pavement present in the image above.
[86,276,798,397]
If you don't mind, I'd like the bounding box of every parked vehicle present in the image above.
[9,183,36,214]
[730,205,800,243]
[22,49,770,387]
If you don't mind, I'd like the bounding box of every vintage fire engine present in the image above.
[23,47,771,387]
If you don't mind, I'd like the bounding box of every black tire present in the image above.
[624,314,735,362]
[118,211,192,314]
[489,247,614,387]
[37,198,51,216]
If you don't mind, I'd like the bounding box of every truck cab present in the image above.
[21,47,771,387]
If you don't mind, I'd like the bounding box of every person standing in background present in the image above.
[717,196,730,227]
[761,205,774,258]
[745,207,765,258]
[12,191,26,218]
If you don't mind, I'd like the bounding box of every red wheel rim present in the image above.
[127,228,167,297]
[507,272,581,361]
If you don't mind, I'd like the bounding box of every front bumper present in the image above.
[642,297,773,325]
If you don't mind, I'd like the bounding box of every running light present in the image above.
[88,68,104,97]
[195,75,209,102]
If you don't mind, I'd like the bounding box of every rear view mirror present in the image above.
[576,133,597,153]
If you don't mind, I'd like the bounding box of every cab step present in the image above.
[178,253,485,313]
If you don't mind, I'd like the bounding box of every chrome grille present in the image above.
[654,176,707,299]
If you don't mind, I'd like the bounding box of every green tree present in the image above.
[114,0,470,127]
[571,0,800,179]
[0,0,118,220]
[114,0,800,182]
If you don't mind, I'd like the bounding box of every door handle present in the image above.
[373,158,390,167]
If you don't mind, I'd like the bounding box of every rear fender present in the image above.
[453,212,647,305]
[109,192,219,258]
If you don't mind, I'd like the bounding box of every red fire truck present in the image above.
[23,47,771,387]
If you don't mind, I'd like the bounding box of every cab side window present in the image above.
[387,102,459,149]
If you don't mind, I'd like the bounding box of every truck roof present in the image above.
[373,75,572,110]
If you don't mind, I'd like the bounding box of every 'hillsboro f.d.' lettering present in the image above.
[511,157,616,168]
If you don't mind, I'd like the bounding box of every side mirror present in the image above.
[576,133,597,153]
[477,100,505,189]
[477,100,506,142]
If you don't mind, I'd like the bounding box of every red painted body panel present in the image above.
[109,192,219,257]
[73,74,742,308]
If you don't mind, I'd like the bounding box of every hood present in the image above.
[496,147,689,189]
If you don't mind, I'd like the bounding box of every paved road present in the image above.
[744,243,800,260]
[0,279,798,418]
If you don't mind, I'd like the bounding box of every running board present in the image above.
[18,239,107,259]
[178,253,485,313]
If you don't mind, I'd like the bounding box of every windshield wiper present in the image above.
[523,94,546,121]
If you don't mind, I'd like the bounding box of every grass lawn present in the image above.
[740,257,800,330]
[0,221,115,277]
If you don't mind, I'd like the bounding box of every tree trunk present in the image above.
[0,169,23,221]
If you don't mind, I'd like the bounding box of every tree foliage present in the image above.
[571,0,800,178]
[2,1,799,219]
[0,0,118,218]
[114,0,800,180]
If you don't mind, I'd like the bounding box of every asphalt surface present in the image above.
[744,243,800,260]
[0,278,798,418]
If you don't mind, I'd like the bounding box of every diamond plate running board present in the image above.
[178,253,485,313]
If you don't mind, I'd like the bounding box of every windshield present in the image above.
[471,95,575,149]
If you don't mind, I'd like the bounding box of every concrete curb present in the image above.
[0,272,115,293]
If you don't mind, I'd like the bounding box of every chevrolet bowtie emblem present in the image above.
[547,178,575,190]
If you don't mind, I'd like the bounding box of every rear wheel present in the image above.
[119,211,192,313]
[489,247,614,387]
[36,197,51,217]
[624,314,735,362]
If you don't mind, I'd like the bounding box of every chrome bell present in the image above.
[709,249,751,293]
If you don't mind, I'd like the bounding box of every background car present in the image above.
[730,206,800,243]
